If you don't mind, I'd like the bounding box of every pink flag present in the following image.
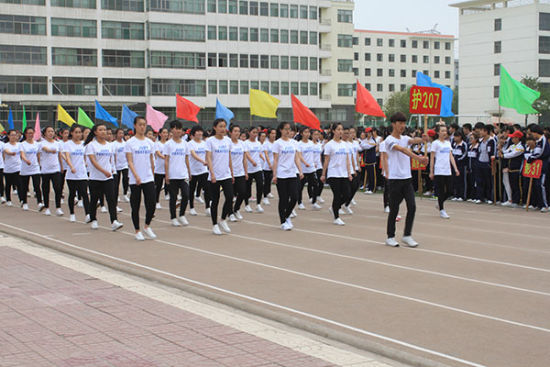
[33,113,42,141]
[145,104,168,132]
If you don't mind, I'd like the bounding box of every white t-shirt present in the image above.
[384,135,412,180]
[230,140,246,177]
[20,141,41,176]
[375,136,383,156]
[112,140,128,171]
[85,140,114,181]
[352,140,361,171]
[154,141,166,175]
[125,137,155,185]
[63,140,88,180]
[245,140,263,174]
[205,136,232,181]
[272,138,298,179]
[0,142,3,169]
[188,139,208,176]
[60,141,70,171]
[3,142,22,173]
[297,140,316,174]
[312,142,323,170]
[345,141,356,172]
[40,140,63,174]
[323,140,349,178]
[262,141,274,171]
[431,139,452,176]
[164,139,190,180]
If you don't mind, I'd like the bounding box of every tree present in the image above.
[520,76,550,124]
[383,88,411,121]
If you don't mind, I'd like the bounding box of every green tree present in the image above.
[520,76,550,123]
[383,88,411,121]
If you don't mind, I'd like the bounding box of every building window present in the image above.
[337,9,352,23]
[260,28,268,42]
[290,56,298,70]
[290,30,298,44]
[494,63,500,76]
[423,55,429,63]
[445,42,451,50]
[388,69,394,77]
[445,56,451,64]
[226,0,236,13]
[540,36,550,54]
[270,81,279,95]
[352,37,358,45]
[270,28,279,42]
[434,70,440,78]
[258,1,267,15]
[400,54,406,63]
[376,68,382,77]
[270,2,278,16]
[239,80,248,94]
[208,80,217,94]
[270,55,279,69]
[299,5,307,19]
[51,18,96,37]
[103,49,144,67]
[494,41,501,53]
[249,28,258,41]
[218,53,228,67]
[0,45,47,65]
[300,56,308,70]
[207,53,216,67]
[300,30,308,44]
[364,53,371,61]
[250,54,258,68]
[494,18,502,31]
[309,6,317,20]
[364,68,371,76]
[260,54,268,68]
[239,27,248,41]
[412,55,418,63]
[539,59,550,77]
[103,78,144,96]
[377,53,383,62]
[337,83,353,96]
[377,98,383,106]
[229,26,238,40]
[229,53,238,67]
[151,79,206,96]
[0,76,47,94]
[337,34,353,48]
[291,82,298,95]
[434,41,440,49]
[400,39,406,48]
[219,26,228,40]
[239,54,248,67]
[389,84,395,92]
[338,59,353,72]
[389,39,395,47]
[207,0,216,12]
[279,3,288,17]
[377,38,383,46]
[229,80,238,94]
[434,56,440,64]
[354,52,358,61]
[309,31,317,45]
[540,13,550,31]
[280,29,288,43]
[208,25,216,40]
[400,70,406,77]
[310,57,317,70]
[281,81,289,95]
[250,81,258,90]
[445,71,451,79]
[423,40,429,49]
[280,55,288,69]
[101,21,144,40]
[299,82,308,95]
[52,47,96,66]
[365,83,371,90]
[400,84,406,91]
[376,83,382,92]
[52,77,97,95]
[149,23,205,41]
[51,0,95,9]
[310,83,318,96]
[411,70,416,77]
[0,0,44,4]
[493,86,499,98]
[364,38,371,46]
[412,40,418,48]
[388,54,395,62]
[102,0,143,11]
[289,4,298,18]
[249,0,259,15]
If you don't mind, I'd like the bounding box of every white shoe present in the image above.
[212,224,223,235]
[280,222,292,231]
[235,211,243,220]
[85,214,91,223]
[37,202,44,211]
[423,191,432,197]
[177,194,182,200]
[344,206,353,215]
[229,214,238,222]
[164,194,170,201]
[244,205,253,213]
[197,196,204,204]
[317,197,325,203]
[77,200,84,208]
[60,198,64,205]
[91,220,98,229]
[22,203,29,211]
[69,214,76,222]
[298,203,306,210]
[333,218,345,226]
[111,220,123,231]
[451,197,457,201]
[117,197,121,203]
[267,193,274,199]
[474,199,481,204]
[402,236,419,247]
[510,203,519,208]
[219,220,231,233]
[541,207,549,213]
[290,209,297,218]
[255,204,264,213]
[116,206,123,213]
[385,238,399,247]
[364,190,373,195]
[56,208,64,216]
[487,200,493,205]
[189,208,198,216]
[143,227,157,239]
[351,199,357,206]
[135,231,145,241]
[155,203,162,209]
[123,195,130,203]
[44,208,51,216]
[456,198,463,202]
[171,218,182,227]
[100,206,108,213]
[6,201,13,207]
[205,207,211,216]
[440,210,450,219]
[501,201,511,207]
[312,203,322,210]
[262,198,270,205]
[384,206,390,213]
[285,218,294,229]
[178,216,189,226]
[0,197,6,204]
[396,215,402,222]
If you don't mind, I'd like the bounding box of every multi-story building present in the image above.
[451,0,547,125]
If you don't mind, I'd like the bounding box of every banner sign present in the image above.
[522,159,543,179]
[409,86,442,115]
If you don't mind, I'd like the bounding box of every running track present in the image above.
[0,192,549,367]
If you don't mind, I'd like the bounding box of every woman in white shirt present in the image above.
[85,123,123,232]
[312,129,325,203]
[63,125,90,223]
[297,127,320,210]
[19,127,43,211]
[272,122,303,231]
[187,125,211,216]
[229,125,247,221]
[321,123,352,226]
[113,128,129,203]
[154,128,169,209]
[243,127,264,213]
[2,130,24,207]
[343,127,360,213]
[126,116,156,241]
[261,128,276,204]
[39,126,64,216]
[205,118,234,235]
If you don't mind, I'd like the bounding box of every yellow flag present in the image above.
[57,104,75,126]
[0,122,4,133]
[249,89,280,119]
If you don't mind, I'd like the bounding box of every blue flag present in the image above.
[215,98,234,124]
[416,72,454,117]
[7,107,14,130]
[121,104,138,130]
[95,100,118,126]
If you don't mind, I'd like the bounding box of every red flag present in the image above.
[291,94,320,130]
[355,80,385,117]
[176,94,200,123]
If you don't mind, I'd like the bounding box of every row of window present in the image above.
[353,53,453,64]
[206,1,318,20]
[207,26,318,45]
[353,36,452,50]
[359,68,452,79]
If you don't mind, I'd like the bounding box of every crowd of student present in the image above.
[0,114,548,244]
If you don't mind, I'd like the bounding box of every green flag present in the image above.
[22,106,27,131]
[499,65,540,114]
[77,107,94,128]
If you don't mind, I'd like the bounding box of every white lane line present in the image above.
[0,221,487,367]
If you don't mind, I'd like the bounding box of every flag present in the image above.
[77,107,94,128]
[22,106,27,131]
[176,94,200,123]
[291,94,320,130]
[355,80,385,117]
[416,72,454,117]
[0,123,4,133]
[249,89,280,118]
[145,104,168,132]
[57,104,75,126]
[34,113,41,141]
[95,100,118,126]
[499,65,541,114]
[7,107,14,130]
[121,104,138,130]
[215,98,234,124]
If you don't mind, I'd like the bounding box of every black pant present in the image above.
[453,164,467,200]
[246,170,263,205]
[233,176,247,213]
[130,181,156,230]
[387,178,416,238]
[434,175,452,210]
[41,172,62,209]
[263,170,273,196]
[327,177,351,219]
[345,172,360,206]
[509,171,521,204]
[315,169,324,198]
[275,177,299,224]
[168,179,189,219]
[298,172,317,204]
[154,173,166,203]
[475,164,493,202]
[89,179,117,223]
[21,174,42,205]
[189,173,210,209]
[115,168,129,199]
[383,178,390,207]
[67,180,90,215]
[364,164,376,191]
[4,172,23,203]
[0,169,3,198]
[208,178,234,225]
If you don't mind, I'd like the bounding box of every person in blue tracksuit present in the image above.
[451,129,468,201]
[360,127,377,194]
[467,133,480,202]
[527,124,550,211]
[475,124,495,204]
[500,130,524,208]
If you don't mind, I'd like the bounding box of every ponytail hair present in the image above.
[84,122,106,146]
[328,123,343,141]
[276,122,291,140]
[23,127,34,136]
[157,127,169,141]
[68,124,82,139]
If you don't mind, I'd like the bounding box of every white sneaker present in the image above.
[229,214,238,222]
[474,199,482,204]
[0,197,6,204]
[177,194,182,200]
[100,206,108,213]
[37,202,44,211]
[117,197,121,203]
[402,236,419,248]
[317,197,325,203]
[333,218,345,226]
[244,205,253,213]
[285,218,294,229]
[77,200,84,208]
[123,195,130,203]
[69,214,76,222]
[487,200,493,205]
[219,220,231,233]
[351,199,357,206]
[135,231,145,241]
[116,206,123,213]
[344,206,353,215]
[440,210,450,219]
[22,203,29,211]
[85,214,91,223]
[423,191,432,197]
[164,194,170,201]
[91,220,98,229]
[155,203,162,209]
[280,222,292,231]
[171,218,182,227]
[111,220,123,231]
[298,203,306,210]
[451,197,457,201]
[44,208,52,216]
[364,190,373,195]
[290,209,297,218]
[6,201,13,207]
[197,196,204,204]
[189,208,198,216]
[267,193,274,199]
[255,204,264,213]
[541,207,549,213]
[501,201,511,207]
[384,206,390,213]
[56,208,64,216]
[212,224,223,235]
[178,216,189,226]
[385,238,399,247]
[143,227,157,239]
[205,208,211,216]
[262,198,270,205]
[456,198,463,202]
[235,211,243,220]
[312,203,322,210]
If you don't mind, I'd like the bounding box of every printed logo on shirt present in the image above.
[135,146,152,155]
[171,148,187,156]
[96,149,112,157]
